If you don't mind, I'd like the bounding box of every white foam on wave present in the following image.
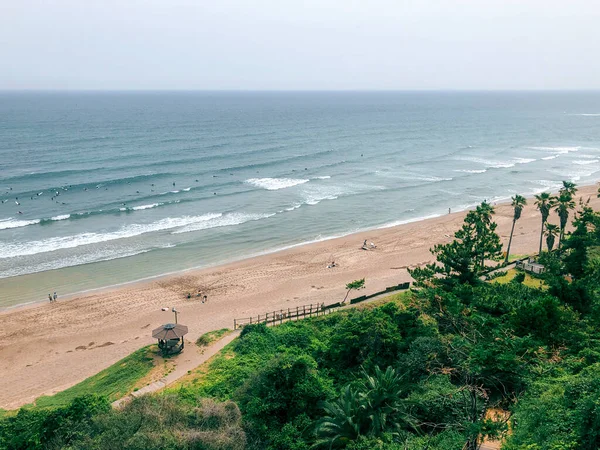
[541,155,559,160]
[0,213,223,259]
[173,212,274,234]
[133,203,161,211]
[454,169,487,174]
[514,158,537,164]
[573,159,600,165]
[570,113,600,116]
[284,203,302,212]
[455,156,520,169]
[528,146,580,154]
[0,247,160,279]
[313,176,331,179]
[182,187,191,191]
[0,218,41,230]
[245,177,309,190]
[50,214,71,221]
[416,176,453,182]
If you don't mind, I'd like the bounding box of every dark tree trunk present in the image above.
[505,219,516,263]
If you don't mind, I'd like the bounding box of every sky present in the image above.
[1,0,599,90]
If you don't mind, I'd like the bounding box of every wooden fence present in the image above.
[233,281,412,330]
[234,303,336,330]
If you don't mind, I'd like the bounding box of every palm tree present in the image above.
[554,192,575,249]
[534,192,555,257]
[357,366,415,437]
[505,194,527,263]
[545,224,559,252]
[314,386,363,448]
[315,367,417,448]
[560,180,578,198]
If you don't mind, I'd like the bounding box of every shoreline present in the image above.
[4,179,592,313]
[0,183,597,409]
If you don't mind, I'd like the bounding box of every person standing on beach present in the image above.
[53,292,57,301]
[203,295,207,303]
[48,294,53,303]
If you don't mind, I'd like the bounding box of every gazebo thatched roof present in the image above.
[152,323,188,340]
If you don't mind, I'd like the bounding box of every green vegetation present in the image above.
[35,346,156,408]
[197,328,231,347]
[2,182,600,450]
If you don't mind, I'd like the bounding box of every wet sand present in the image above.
[0,184,598,409]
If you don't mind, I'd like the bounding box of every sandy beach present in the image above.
[1,184,598,409]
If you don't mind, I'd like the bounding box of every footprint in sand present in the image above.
[97,342,114,348]
[141,324,150,329]
[75,346,87,351]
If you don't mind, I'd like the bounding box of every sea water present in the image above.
[1,91,599,307]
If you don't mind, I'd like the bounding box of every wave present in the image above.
[569,113,600,116]
[245,177,309,190]
[454,169,487,174]
[0,213,223,259]
[514,158,537,164]
[313,176,331,179]
[120,203,162,212]
[454,156,518,169]
[182,187,191,191]
[573,159,599,165]
[541,155,559,160]
[527,146,580,154]
[173,212,274,234]
[283,203,302,212]
[0,247,158,279]
[50,214,70,221]
[0,218,41,230]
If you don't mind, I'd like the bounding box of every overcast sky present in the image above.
[1,0,598,90]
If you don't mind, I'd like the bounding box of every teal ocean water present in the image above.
[1,91,600,307]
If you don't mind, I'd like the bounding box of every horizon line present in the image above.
[1,88,600,93]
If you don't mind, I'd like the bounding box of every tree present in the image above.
[314,386,363,448]
[505,194,527,263]
[545,224,559,252]
[409,203,502,287]
[554,192,575,249]
[534,192,556,257]
[343,279,365,303]
[314,366,416,448]
[560,180,578,198]
[357,366,416,438]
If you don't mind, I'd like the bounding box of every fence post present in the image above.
[250,316,252,324]
[296,306,299,320]
[288,308,290,323]
[234,319,237,330]
[280,309,283,324]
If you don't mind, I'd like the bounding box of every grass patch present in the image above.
[507,253,529,263]
[491,268,545,289]
[34,345,157,408]
[196,328,231,347]
[354,290,413,309]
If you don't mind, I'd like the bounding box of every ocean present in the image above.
[1,91,599,308]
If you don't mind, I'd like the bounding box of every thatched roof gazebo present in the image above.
[152,323,188,355]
